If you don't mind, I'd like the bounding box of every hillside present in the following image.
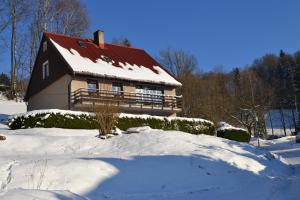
[0,99,298,200]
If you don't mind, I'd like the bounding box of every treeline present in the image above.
[0,0,90,98]
[157,48,300,137]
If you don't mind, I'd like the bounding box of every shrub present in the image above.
[8,110,215,135]
[9,113,97,130]
[216,122,250,143]
[95,103,119,136]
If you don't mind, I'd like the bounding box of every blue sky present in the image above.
[1,0,300,73]
[83,0,300,72]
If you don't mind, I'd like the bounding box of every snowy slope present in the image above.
[0,99,297,200]
[0,127,294,200]
[251,136,300,200]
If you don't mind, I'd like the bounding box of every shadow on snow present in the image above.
[64,153,293,200]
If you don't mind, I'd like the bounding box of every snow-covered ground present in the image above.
[252,137,300,200]
[0,97,26,129]
[0,99,299,199]
[266,109,296,136]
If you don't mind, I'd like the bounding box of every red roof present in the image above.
[44,32,161,74]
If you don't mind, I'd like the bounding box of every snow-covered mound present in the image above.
[217,121,247,132]
[0,127,293,200]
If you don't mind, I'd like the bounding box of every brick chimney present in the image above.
[93,30,105,49]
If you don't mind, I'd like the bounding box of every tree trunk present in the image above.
[291,108,296,134]
[279,106,287,136]
[268,111,274,135]
[10,0,17,99]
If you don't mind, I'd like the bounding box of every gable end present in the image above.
[25,34,74,101]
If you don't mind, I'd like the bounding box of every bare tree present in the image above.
[50,0,90,36]
[0,0,30,98]
[28,0,90,74]
[157,48,197,79]
[228,69,273,137]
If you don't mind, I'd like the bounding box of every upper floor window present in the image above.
[87,79,98,93]
[42,61,49,79]
[112,82,123,95]
[136,85,163,96]
[43,41,47,52]
[136,85,164,103]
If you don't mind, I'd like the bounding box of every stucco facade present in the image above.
[28,75,179,116]
[70,76,176,96]
[27,74,72,111]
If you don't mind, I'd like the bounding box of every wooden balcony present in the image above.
[71,88,182,115]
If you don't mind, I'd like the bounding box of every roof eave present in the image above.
[73,71,182,87]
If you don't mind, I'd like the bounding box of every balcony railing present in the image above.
[71,88,182,112]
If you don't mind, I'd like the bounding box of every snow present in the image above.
[0,127,295,199]
[1,189,86,200]
[251,136,300,200]
[217,122,247,132]
[50,39,182,87]
[119,113,213,124]
[0,97,26,129]
[0,99,299,199]
[10,109,214,125]
[265,110,296,136]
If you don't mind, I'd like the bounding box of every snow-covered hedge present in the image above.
[8,109,215,135]
[216,122,250,143]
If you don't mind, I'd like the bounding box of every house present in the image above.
[25,30,182,116]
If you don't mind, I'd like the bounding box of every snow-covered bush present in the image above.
[8,109,215,135]
[9,112,97,130]
[216,122,250,142]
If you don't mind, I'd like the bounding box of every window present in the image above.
[136,85,163,96]
[78,40,87,48]
[43,41,47,52]
[112,82,123,95]
[136,85,163,103]
[42,61,49,79]
[87,80,98,93]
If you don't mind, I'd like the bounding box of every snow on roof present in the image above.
[45,32,181,86]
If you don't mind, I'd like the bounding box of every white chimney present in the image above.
[93,30,105,49]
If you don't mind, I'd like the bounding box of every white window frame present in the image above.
[42,61,49,79]
[136,85,163,103]
[43,41,47,52]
